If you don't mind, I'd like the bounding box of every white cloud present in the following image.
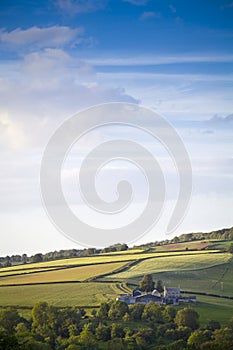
[0,26,83,48]
[123,0,148,5]
[56,0,106,14]
[140,11,161,20]
[88,54,233,66]
[169,4,177,13]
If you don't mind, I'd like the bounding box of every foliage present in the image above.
[175,308,199,330]
[139,274,155,292]
[108,300,129,320]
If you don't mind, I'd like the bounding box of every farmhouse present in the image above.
[163,287,180,305]
[117,287,196,305]
[135,293,161,305]
[116,294,136,304]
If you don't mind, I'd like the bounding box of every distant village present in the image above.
[117,286,197,306]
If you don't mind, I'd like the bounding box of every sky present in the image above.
[0,0,233,256]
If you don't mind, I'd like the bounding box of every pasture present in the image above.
[0,262,127,285]
[0,249,218,275]
[185,295,233,326]
[102,252,231,280]
[0,282,126,307]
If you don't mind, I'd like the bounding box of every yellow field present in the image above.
[0,249,220,275]
[0,267,59,277]
[0,262,127,285]
[105,253,231,279]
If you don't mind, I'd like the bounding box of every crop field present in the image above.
[0,267,59,277]
[207,240,233,250]
[152,240,212,251]
[102,252,231,280]
[0,262,127,285]
[146,258,233,297]
[0,249,218,274]
[0,282,125,307]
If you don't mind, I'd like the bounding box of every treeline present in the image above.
[0,244,128,268]
[134,226,233,249]
[1,226,233,268]
[0,300,233,349]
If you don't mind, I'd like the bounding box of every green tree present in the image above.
[96,323,111,341]
[97,302,109,320]
[108,301,129,320]
[187,330,211,349]
[139,274,155,292]
[77,324,96,349]
[129,303,145,321]
[213,327,233,350]
[111,323,125,338]
[206,320,221,331]
[32,301,58,348]
[31,254,43,263]
[0,331,19,350]
[107,338,125,349]
[135,328,155,348]
[0,308,21,334]
[163,305,177,322]
[156,280,164,293]
[174,308,199,330]
[142,302,164,323]
[228,243,233,253]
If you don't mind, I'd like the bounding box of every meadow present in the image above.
[0,261,127,285]
[0,249,218,276]
[102,252,231,280]
[0,244,232,326]
[0,282,128,308]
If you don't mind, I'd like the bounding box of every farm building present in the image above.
[117,287,196,306]
[116,294,136,304]
[163,287,180,305]
[135,293,161,305]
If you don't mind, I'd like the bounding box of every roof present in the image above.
[165,287,180,292]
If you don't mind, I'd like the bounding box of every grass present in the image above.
[0,267,59,277]
[142,257,233,297]
[0,282,123,307]
[183,295,233,326]
[0,262,127,285]
[207,240,233,250]
[102,253,231,280]
[153,240,212,251]
[0,250,219,275]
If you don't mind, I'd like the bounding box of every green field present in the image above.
[0,282,127,307]
[152,240,212,251]
[0,245,232,326]
[183,295,233,326]
[0,262,127,285]
[143,258,233,297]
[102,252,231,280]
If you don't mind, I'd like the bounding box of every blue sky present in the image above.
[0,0,232,255]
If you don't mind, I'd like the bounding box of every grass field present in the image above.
[183,295,233,326]
[0,245,232,327]
[143,258,233,297]
[0,262,127,285]
[0,267,60,277]
[0,282,125,307]
[102,253,231,280]
[153,240,212,251]
[0,250,219,275]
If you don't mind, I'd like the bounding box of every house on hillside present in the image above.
[135,293,161,305]
[116,294,136,304]
[116,287,196,306]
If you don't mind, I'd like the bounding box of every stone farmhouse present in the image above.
[117,287,196,305]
